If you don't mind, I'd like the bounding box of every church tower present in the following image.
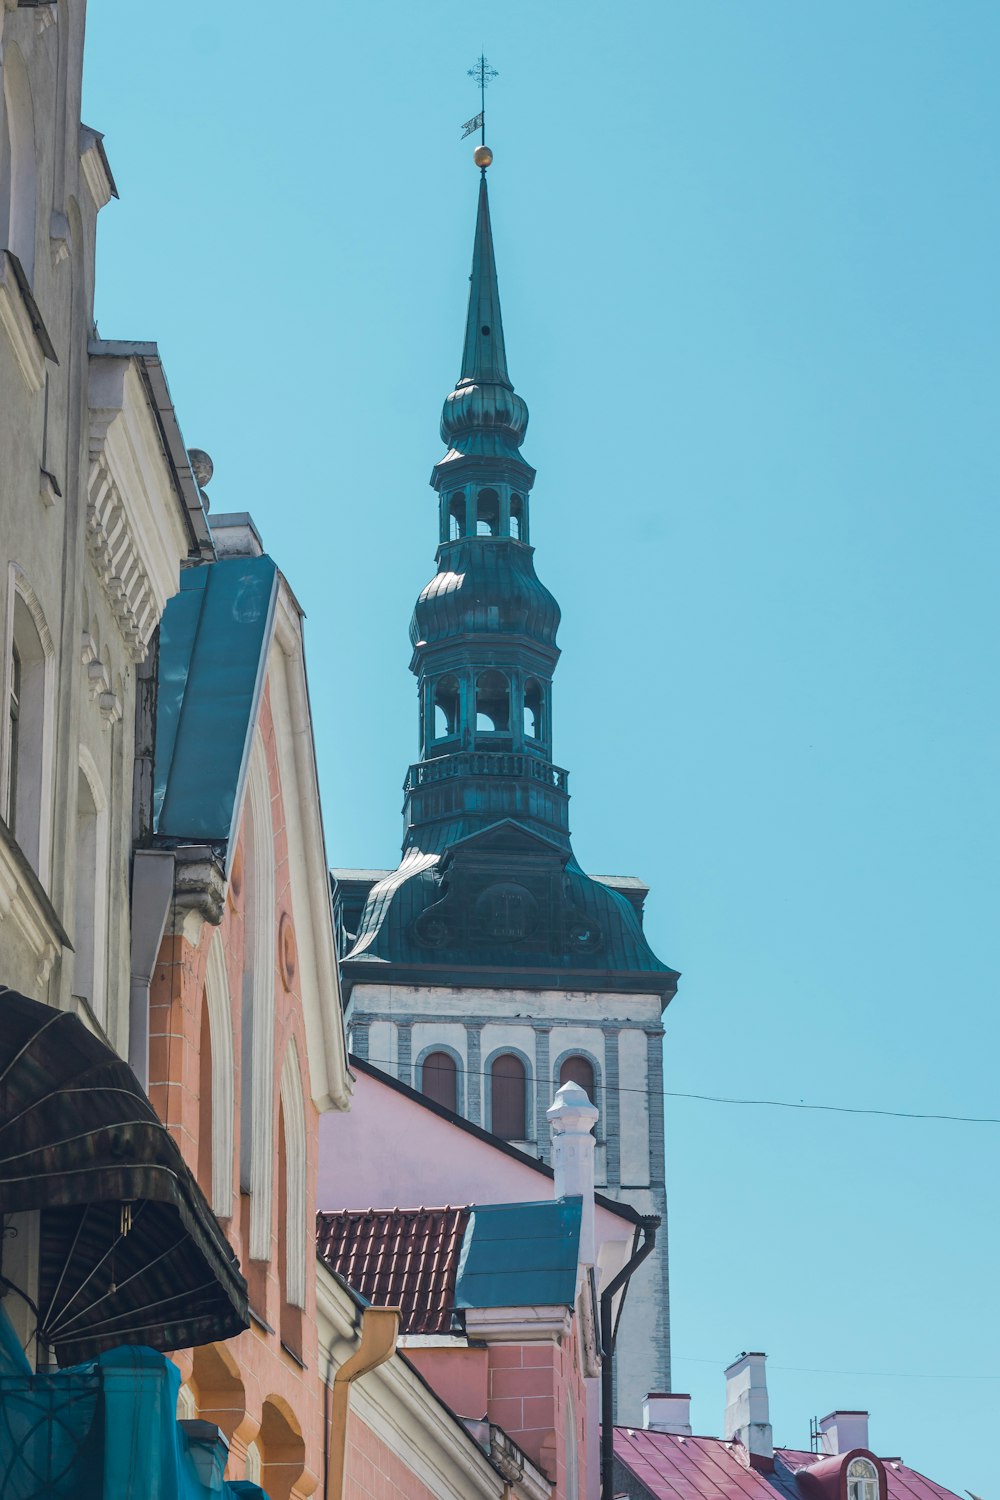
[332,151,680,1419]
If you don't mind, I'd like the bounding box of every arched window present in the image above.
[72,753,108,1018]
[523,678,543,740]
[476,488,500,536]
[559,1054,595,1101]
[491,1053,526,1140]
[198,991,214,1199]
[421,1050,458,1112]
[510,494,524,541]
[1,46,37,282]
[848,1459,879,1500]
[3,573,54,878]
[476,670,509,733]
[449,492,466,540]
[433,675,460,740]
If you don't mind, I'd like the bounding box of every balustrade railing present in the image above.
[406,751,569,794]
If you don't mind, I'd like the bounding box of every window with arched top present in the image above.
[476,670,509,733]
[3,573,54,879]
[523,678,543,740]
[449,492,466,540]
[421,1050,458,1112]
[1,46,38,283]
[491,1053,527,1140]
[559,1054,595,1100]
[433,675,460,740]
[510,494,524,541]
[848,1459,879,1500]
[476,488,500,536]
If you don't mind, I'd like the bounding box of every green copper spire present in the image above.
[459,172,511,390]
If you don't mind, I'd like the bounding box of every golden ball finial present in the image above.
[473,144,493,169]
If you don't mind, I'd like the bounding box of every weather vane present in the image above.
[461,53,498,166]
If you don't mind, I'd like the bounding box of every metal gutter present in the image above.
[600,1215,658,1500]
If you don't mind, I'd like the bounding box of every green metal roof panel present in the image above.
[153,556,278,845]
[455,1197,582,1310]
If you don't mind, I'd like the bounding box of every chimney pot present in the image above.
[724,1351,773,1467]
[819,1412,870,1455]
[643,1393,692,1436]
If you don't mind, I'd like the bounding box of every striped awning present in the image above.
[0,988,248,1363]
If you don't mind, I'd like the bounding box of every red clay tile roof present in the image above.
[316,1207,470,1335]
[612,1431,964,1500]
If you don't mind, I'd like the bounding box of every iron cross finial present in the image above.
[467,54,498,147]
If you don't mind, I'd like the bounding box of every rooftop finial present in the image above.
[462,53,498,167]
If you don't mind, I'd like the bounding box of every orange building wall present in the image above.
[148,684,324,1499]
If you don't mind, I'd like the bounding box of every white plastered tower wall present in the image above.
[346,979,671,1422]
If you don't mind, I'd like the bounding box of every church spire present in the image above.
[459,171,511,390]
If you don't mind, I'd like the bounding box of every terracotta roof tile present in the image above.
[316,1207,470,1335]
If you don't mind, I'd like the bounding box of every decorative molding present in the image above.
[38,468,60,507]
[167,846,226,935]
[79,125,116,211]
[0,817,68,984]
[463,1304,572,1345]
[85,451,160,661]
[244,732,276,1263]
[0,251,55,392]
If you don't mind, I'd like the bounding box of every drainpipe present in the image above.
[600,1216,658,1500]
[326,1305,400,1500]
[128,849,175,1085]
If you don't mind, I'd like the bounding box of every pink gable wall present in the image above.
[317,1066,634,1262]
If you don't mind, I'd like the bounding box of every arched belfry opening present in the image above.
[523,678,543,742]
[475,670,509,736]
[476,488,500,536]
[433,675,461,742]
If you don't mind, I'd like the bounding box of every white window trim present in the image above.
[204,930,235,1218]
[243,730,275,1262]
[75,746,109,1020]
[2,563,55,887]
[279,1035,307,1310]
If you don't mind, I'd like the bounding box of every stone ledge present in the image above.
[0,250,57,393]
[0,815,71,985]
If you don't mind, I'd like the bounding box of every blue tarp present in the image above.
[0,1311,268,1499]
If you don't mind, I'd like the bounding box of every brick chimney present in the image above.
[547,1081,599,1267]
[643,1393,692,1436]
[819,1412,870,1455]
[724,1352,773,1470]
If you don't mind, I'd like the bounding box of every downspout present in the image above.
[600,1216,657,1500]
[326,1305,400,1500]
[128,849,175,1085]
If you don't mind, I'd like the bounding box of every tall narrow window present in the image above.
[559,1054,595,1101]
[72,754,108,1018]
[848,1459,879,1500]
[523,678,542,740]
[421,1051,458,1112]
[433,675,460,740]
[4,583,52,876]
[476,670,510,733]
[491,1053,526,1140]
[510,494,524,540]
[449,492,466,540]
[476,488,500,536]
[198,992,214,1198]
[6,644,20,834]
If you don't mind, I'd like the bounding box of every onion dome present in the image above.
[410,538,561,650]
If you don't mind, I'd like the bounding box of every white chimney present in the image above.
[547,1081,599,1267]
[724,1352,773,1466]
[643,1393,692,1436]
[819,1412,870,1455]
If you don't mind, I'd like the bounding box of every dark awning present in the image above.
[0,988,248,1363]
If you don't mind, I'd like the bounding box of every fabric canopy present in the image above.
[0,987,248,1363]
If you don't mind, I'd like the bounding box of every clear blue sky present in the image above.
[84,3,998,1491]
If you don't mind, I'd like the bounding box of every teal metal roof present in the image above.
[455,1197,582,1310]
[153,556,277,847]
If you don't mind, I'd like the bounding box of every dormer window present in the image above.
[847,1458,879,1500]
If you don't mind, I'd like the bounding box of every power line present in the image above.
[673,1353,1000,1382]
[357,1054,1000,1127]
